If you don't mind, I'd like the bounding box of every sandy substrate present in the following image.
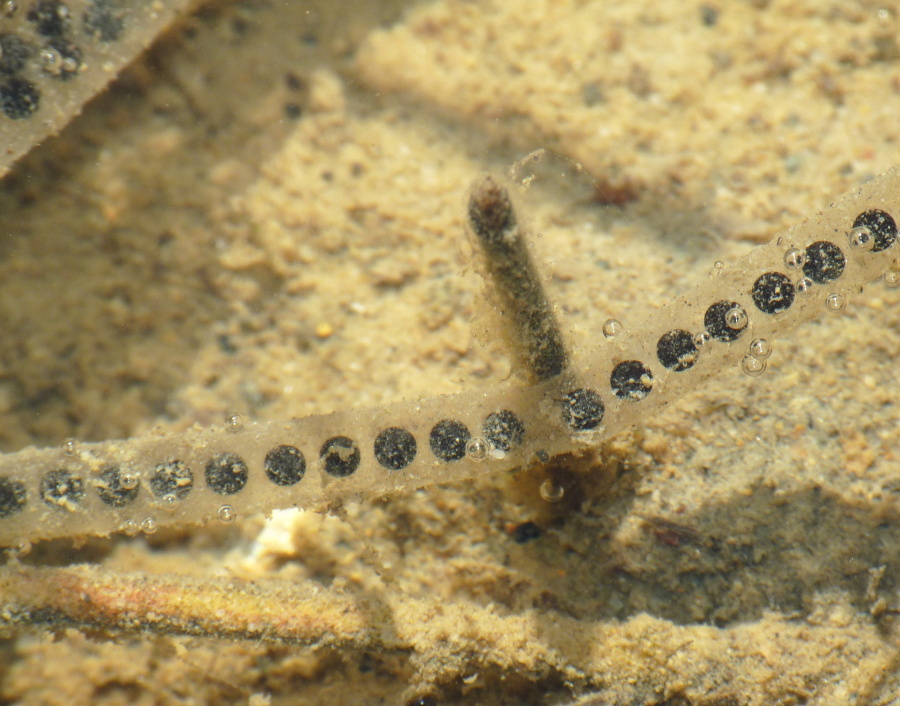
[2,0,900,704]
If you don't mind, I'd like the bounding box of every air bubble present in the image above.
[1,1,16,16]
[63,438,78,456]
[693,330,712,348]
[825,293,846,312]
[465,437,491,462]
[784,248,806,270]
[884,270,900,288]
[749,338,772,360]
[217,505,236,524]
[539,478,565,503]
[160,493,178,511]
[602,318,623,338]
[40,47,62,72]
[122,520,139,536]
[141,517,158,535]
[848,225,875,251]
[795,277,814,295]
[725,306,748,331]
[119,471,139,490]
[740,355,767,377]
[226,413,244,432]
[13,540,31,558]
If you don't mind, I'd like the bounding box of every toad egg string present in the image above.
[0,0,196,178]
[0,166,899,547]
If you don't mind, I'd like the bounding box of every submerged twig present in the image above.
[0,564,589,681]
[2,563,890,702]
[467,175,569,381]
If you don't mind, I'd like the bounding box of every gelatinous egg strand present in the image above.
[0,0,195,178]
[0,167,898,546]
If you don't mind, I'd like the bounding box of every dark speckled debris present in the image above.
[513,521,542,544]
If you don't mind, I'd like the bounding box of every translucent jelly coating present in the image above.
[0,0,195,178]
[0,166,898,546]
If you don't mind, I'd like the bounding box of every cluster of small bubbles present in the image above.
[160,493,178,512]
[749,338,772,360]
[226,413,244,432]
[884,270,900,288]
[465,437,491,462]
[848,225,875,251]
[740,355,767,377]
[725,306,748,331]
[795,277,814,295]
[784,248,806,270]
[63,438,78,456]
[825,293,847,313]
[122,519,140,536]
[119,472,139,490]
[693,330,712,348]
[601,318,623,339]
[217,505,236,524]
[539,478,565,503]
[141,517,159,535]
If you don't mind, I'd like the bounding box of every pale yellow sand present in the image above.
[2,1,900,704]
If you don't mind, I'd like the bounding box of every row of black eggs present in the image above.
[601,209,898,385]
[0,209,896,534]
[1,0,126,120]
[0,407,530,523]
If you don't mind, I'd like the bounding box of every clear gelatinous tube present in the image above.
[0,0,196,178]
[0,167,898,546]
